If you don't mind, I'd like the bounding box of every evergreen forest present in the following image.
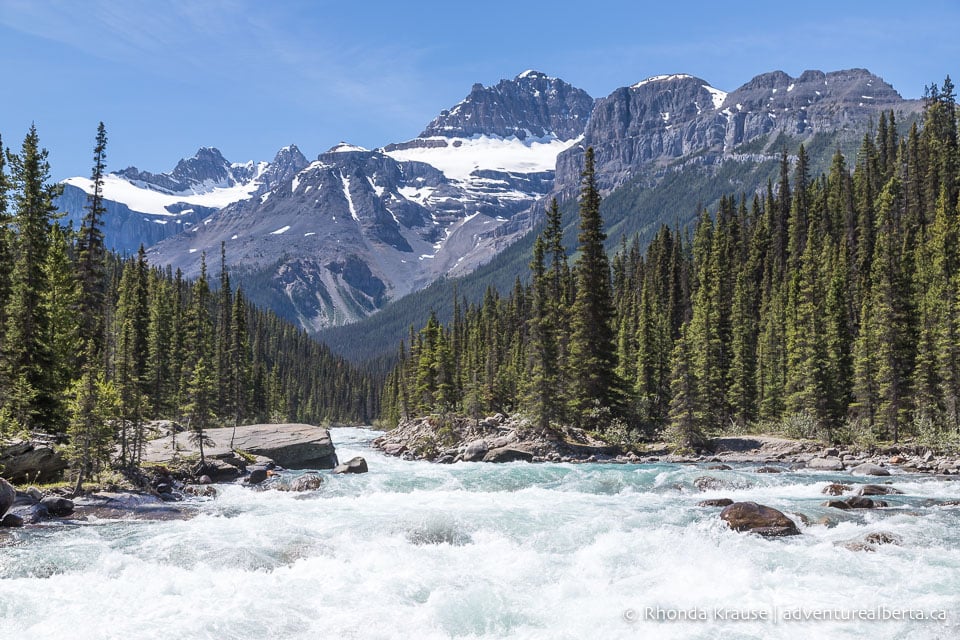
[381,79,960,451]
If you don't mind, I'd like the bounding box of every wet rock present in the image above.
[383,443,406,456]
[73,492,190,520]
[246,467,269,485]
[1,513,24,527]
[694,476,739,491]
[822,483,851,496]
[756,466,784,473]
[0,478,14,518]
[705,464,732,471]
[183,485,218,497]
[332,456,369,474]
[482,447,534,463]
[857,484,903,496]
[698,498,734,507]
[197,475,213,485]
[287,473,324,491]
[720,501,801,537]
[462,440,489,462]
[839,531,902,551]
[850,463,890,477]
[808,456,844,471]
[10,503,49,523]
[155,483,173,494]
[844,496,888,509]
[40,496,74,517]
[822,500,851,510]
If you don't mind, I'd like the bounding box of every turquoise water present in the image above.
[2,427,959,639]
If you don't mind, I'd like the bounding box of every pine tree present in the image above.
[185,356,216,467]
[665,324,705,450]
[524,235,558,430]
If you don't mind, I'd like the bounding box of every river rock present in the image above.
[822,483,851,496]
[482,447,534,463]
[720,502,801,537]
[850,463,891,476]
[822,500,851,510]
[0,478,14,518]
[694,476,733,491]
[287,473,324,491]
[0,439,68,484]
[756,466,784,473]
[462,440,489,462]
[246,467,269,485]
[40,496,74,517]
[333,456,368,474]
[839,531,902,551]
[698,498,734,507]
[857,484,903,496]
[1,513,24,527]
[845,496,888,509]
[706,464,732,471]
[808,456,844,471]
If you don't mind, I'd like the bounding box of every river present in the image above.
[2,427,959,639]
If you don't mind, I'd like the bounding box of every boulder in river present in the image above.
[285,473,324,491]
[756,466,784,473]
[39,496,74,517]
[0,478,14,519]
[462,440,489,462]
[482,447,534,463]
[332,456,368,474]
[698,498,734,507]
[807,456,844,471]
[850,463,891,476]
[822,483,851,496]
[844,496,888,509]
[857,484,903,496]
[720,501,801,537]
[1,512,24,528]
[143,423,338,471]
[246,467,269,485]
[839,531,902,552]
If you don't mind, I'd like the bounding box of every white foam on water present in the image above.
[1,428,958,639]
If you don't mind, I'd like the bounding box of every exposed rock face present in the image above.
[554,68,922,197]
[420,71,594,140]
[0,439,69,484]
[720,501,801,537]
[143,423,338,471]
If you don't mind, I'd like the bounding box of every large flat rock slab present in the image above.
[144,423,338,470]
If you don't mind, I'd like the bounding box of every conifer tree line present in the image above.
[382,77,960,449]
[0,124,377,482]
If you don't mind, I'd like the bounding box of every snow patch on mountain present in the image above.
[383,135,577,182]
[63,172,266,217]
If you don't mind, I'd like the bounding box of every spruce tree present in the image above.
[567,147,622,424]
[77,122,108,356]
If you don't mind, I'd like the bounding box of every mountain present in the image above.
[318,68,925,361]
[142,72,593,330]
[553,68,919,197]
[56,66,924,357]
[59,145,309,253]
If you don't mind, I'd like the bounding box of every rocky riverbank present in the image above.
[375,414,960,476]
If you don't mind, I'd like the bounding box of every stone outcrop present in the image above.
[332,456,368,474]
[143,423,338,473]
[0,438,69,484]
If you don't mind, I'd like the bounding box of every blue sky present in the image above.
[2,0,958,180]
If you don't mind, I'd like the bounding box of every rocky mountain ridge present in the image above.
[56,67,923,336]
